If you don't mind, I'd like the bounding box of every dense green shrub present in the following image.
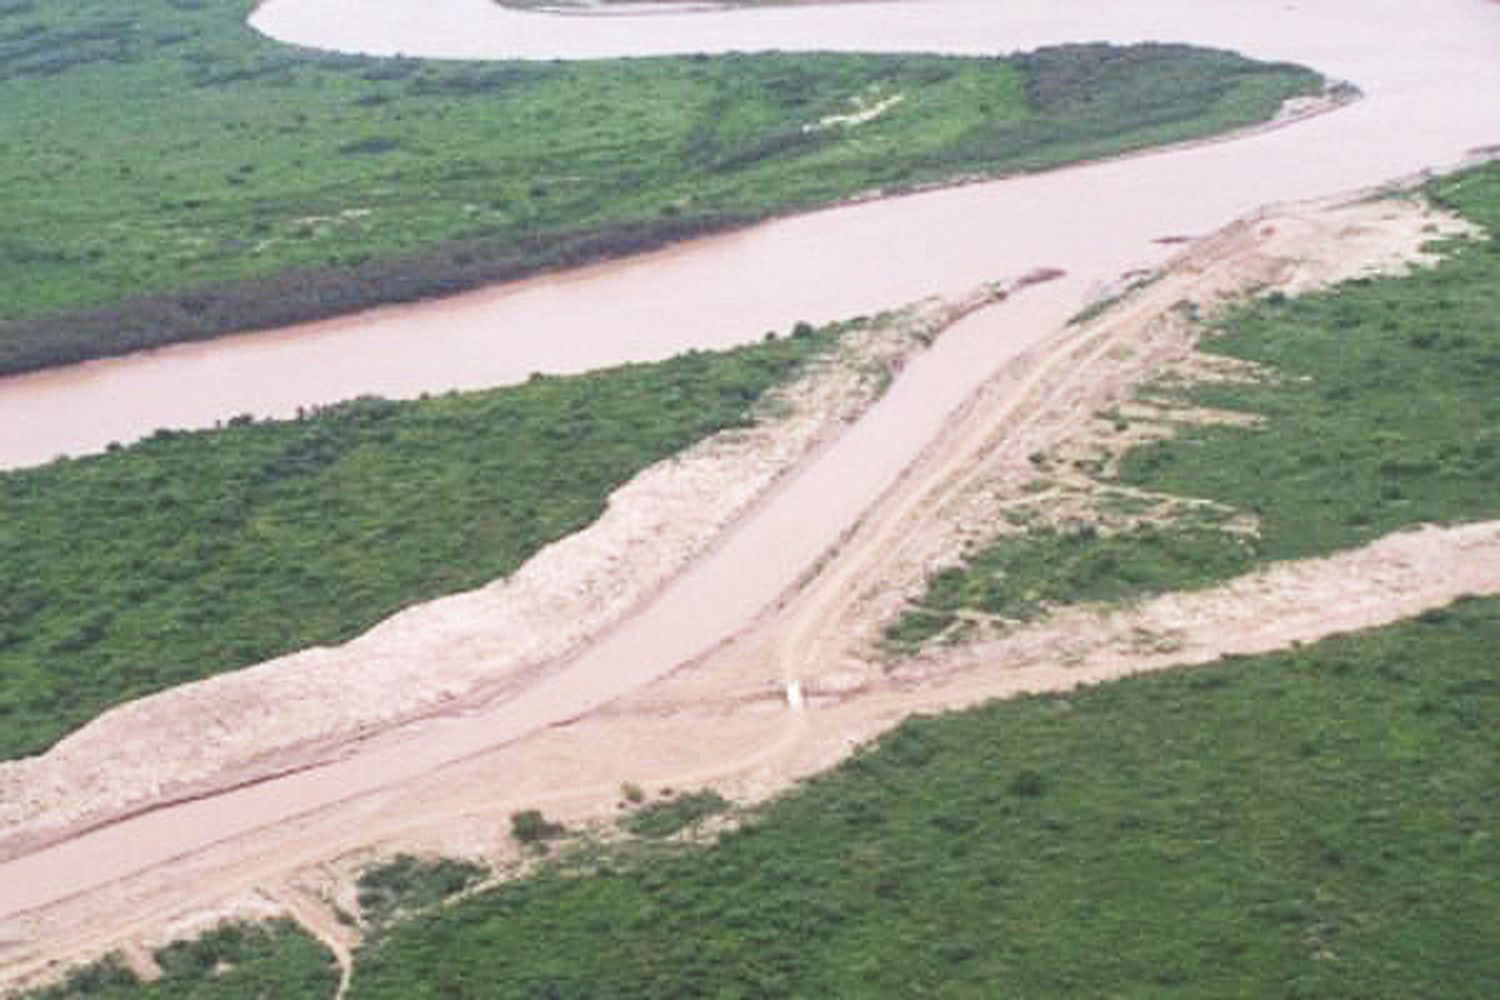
[622,790,730,839]
[510,810,566,847]
[29,920,336,999]
[356,855,487,926]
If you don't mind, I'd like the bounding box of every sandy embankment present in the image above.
[0,282,1013,862]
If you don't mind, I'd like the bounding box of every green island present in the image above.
[0,0,1321,373]
[355,855,489,928]
[887,162,1500,649]
[40,595,1500,996]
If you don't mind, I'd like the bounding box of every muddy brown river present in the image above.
[2,0,1498,468]
[1,0,1498,935]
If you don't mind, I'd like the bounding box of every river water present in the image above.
[1,0,1498,922]
[2,0,1497,468]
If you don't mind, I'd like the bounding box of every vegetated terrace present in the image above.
[347,598,1500,997]
[0,0,1321,373]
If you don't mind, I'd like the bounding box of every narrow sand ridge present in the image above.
[1,186,1493,989]
[4,0,1500,466]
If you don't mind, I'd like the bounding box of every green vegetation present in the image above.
[342,597,1500,997]
[622,789,731,839]
[31,920,336,999]
[889,162,1500,648]
[886,524,1255,649]
[510,810,568,848]
[357,855,488,926]
[1119,170,1500,556]
[0,326,836,760]
[0,0,1321,373]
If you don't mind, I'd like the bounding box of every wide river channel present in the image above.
[2,0,1498,469]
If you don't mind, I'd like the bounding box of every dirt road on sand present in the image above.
[3,189,1497,992]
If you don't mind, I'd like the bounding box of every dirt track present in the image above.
[2,187,1495,993]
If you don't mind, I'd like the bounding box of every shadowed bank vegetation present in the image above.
[622,789,732,839]
[356,855,488,927]
[0,325,838,760]
[0,0,1320,373]
[888,162,1500,648]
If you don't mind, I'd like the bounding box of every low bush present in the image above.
[356,855,487,925]
[29,920,336,999]
[623,790,730,839]
[510,810,566,847]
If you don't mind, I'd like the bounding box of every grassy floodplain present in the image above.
[0,325,840,760]
[888,162,1500,648]
[0,0,1321,372]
